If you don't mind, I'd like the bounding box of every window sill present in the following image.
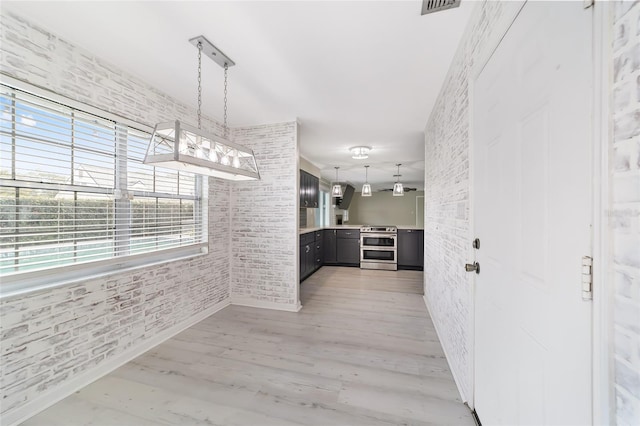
[0,245,208,300]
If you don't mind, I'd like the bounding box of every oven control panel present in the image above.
[360,226,397,233]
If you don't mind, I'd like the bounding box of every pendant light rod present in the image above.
[197,42,202,130]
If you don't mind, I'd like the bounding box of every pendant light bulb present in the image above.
[361,165,372,197]
[332,166,343,197]
[232,150,241,168]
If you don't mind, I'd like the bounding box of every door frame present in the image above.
[466,1,611,421]
[591,2,613,423]
[467,0,526,410]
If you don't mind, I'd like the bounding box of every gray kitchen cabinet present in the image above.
[323,229,337,264]
[300,231,323,282]
[323,228,359,266]
[314,231,323,271]
[299,170,319,208]
[336,229,360,266]
[397,229,424,270]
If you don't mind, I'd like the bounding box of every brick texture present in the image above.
[231,122,299,308]
[0,9,235,420]
[423,1,506,401]
[424,1,640,422]
[611,1,640,424]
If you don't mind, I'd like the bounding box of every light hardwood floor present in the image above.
[22,267,474,426]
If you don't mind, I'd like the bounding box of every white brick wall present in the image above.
[0,9,300,423]
[611,2,640,424]
[0,10,235,422]
[230,122,300,310]
[423,1,506,401]
[425,1,640,422]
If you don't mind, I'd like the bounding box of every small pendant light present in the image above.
[361,165,372,197]
[393,163,404,196]
[332,166,343,197]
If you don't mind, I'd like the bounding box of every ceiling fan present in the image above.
[379,187,418,192]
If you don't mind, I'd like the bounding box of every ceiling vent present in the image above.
[421,0,461,15]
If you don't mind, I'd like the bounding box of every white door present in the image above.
[473,2,592,425]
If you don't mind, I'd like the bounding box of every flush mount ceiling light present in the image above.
[361,165,372,197]
[144,36,260,181]
[350,146,371,160]
[332,166,343,197]
[393,163,404,196]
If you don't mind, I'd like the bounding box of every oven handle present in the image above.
[361,233,396,239]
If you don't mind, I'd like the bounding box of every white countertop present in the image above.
[299,225,423,235]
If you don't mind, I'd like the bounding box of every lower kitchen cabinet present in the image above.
[323,229,337,264]
[302,228,362,281]
[336,238,360,265]
[323,229,360,266]
[336,229,360,266]
[314,231,323,270]
[300,231,323,282]
[397,229,424,270]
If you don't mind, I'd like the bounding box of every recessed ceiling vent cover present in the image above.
[421,0,461,15]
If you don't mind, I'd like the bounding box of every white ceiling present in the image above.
[3,1,473,191]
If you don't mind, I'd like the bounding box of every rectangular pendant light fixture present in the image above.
[145,120,260,181]
[144,36,260,181]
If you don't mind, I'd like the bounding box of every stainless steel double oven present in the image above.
[360,226,398,271]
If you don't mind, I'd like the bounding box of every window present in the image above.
[0,83,206,286]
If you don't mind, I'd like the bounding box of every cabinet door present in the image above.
[398,229,420,267]
[311,174,319,208]
[307,244,316,275]
[323,230,337,264]
[417,231,424,267]
[299,171,306,207]
[304,171,311,208]
[337,237,360,265]
[314,239,323,270]
[300,244,307,279]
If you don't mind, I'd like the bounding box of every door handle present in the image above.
[465,262,480,274]
[306,245,310,253]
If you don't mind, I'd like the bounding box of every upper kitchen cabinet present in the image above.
[299,170,319,208]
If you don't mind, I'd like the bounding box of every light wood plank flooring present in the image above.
[22,267,474,426]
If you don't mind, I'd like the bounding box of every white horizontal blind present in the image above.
[0,84,205,278]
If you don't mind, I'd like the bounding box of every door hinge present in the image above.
[583,0,594,9]
[581,256,593,301]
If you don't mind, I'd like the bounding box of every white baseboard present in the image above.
[423,294,468,404]
[231,296,302,312]
[4,298,230,426]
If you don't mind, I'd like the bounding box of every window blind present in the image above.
[0,84,206,278]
